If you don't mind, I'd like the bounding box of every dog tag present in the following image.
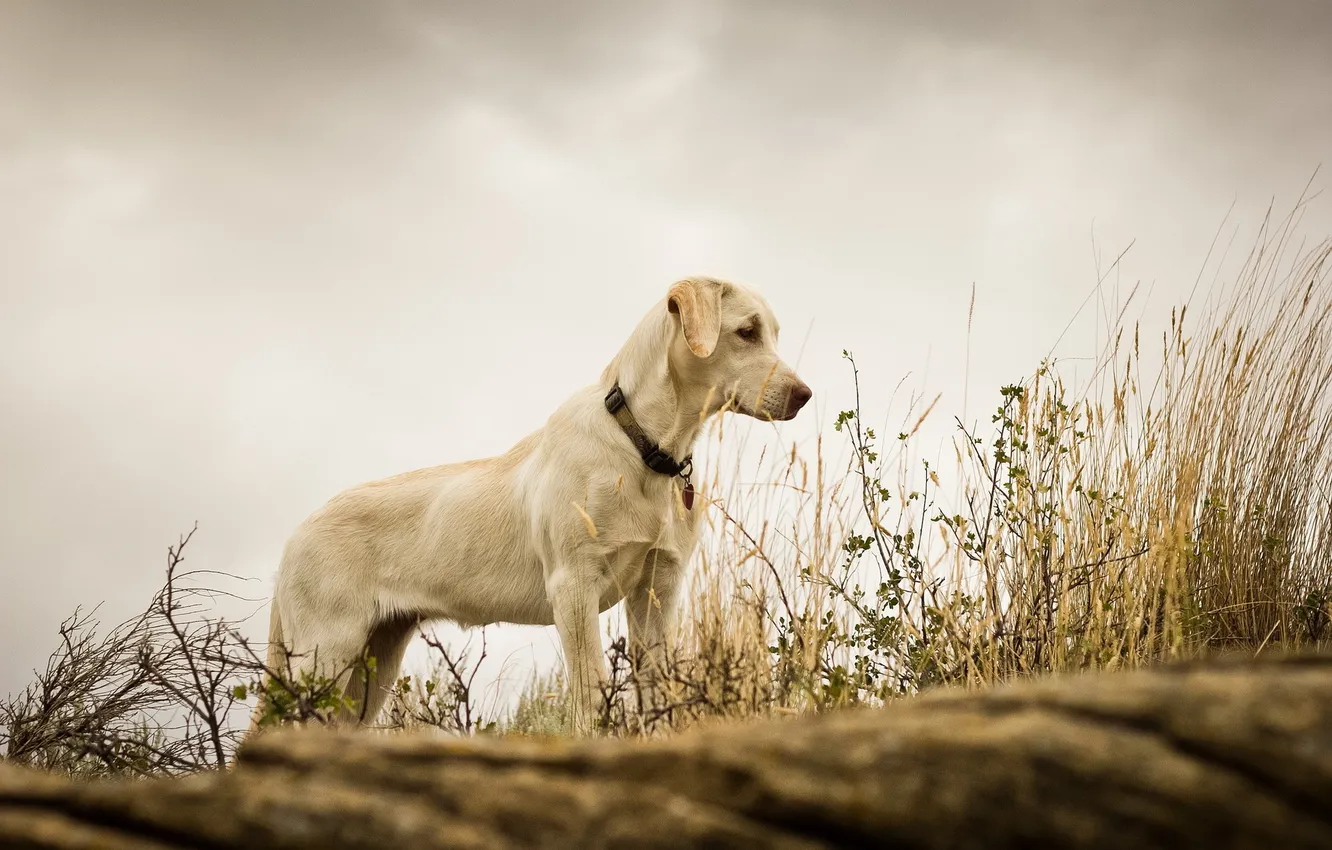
[682,481,695,511]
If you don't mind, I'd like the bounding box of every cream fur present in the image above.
[249,276,812,735]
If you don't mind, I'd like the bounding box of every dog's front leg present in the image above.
[547,565,608,735]
[626,550,685,721]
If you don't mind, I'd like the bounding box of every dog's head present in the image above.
[666,276,812,421]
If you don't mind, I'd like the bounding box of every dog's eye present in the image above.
[736,326,758,341]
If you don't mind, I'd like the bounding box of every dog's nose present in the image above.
[785,382,813,418]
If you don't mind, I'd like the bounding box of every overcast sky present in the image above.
[2,0,1330,710]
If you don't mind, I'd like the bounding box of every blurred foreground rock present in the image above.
[3,653,1332,849]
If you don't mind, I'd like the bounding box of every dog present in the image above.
[249,276,812,734]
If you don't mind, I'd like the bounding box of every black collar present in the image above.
[604,384,693,480]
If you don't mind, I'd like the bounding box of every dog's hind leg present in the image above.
[276,595,381,726]
[341,613,421,726]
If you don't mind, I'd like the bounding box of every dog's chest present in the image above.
[590,474,696,564]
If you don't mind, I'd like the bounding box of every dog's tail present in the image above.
[246,597,287,736]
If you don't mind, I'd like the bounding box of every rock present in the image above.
[2,653,1331,849]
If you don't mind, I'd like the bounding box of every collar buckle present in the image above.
[642,447,681,477]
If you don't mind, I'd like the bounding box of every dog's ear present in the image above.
[667,278,723,358]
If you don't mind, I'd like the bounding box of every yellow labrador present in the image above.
[252,277,811,733]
